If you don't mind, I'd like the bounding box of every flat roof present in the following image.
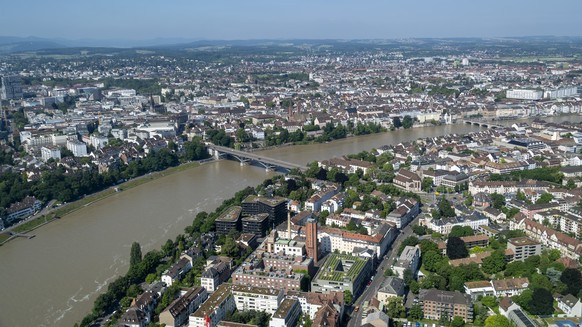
[272,298,298,319]
[216,206,242,222]
[508,237,540,246]
[232,284,281,297]
[314,253,369,282]
[241,213,269,222]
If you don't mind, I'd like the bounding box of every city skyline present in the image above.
[2,0,582,43]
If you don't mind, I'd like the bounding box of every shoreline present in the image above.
[1,112,578,246]
[0,160,209,246]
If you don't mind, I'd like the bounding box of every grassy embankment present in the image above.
[0,161,201,245]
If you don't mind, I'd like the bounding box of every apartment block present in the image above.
[420,289,473,322]
[507,237,542,262]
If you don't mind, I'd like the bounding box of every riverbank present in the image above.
[0,160,206,246]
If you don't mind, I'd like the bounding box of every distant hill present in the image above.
[0,36,66,53]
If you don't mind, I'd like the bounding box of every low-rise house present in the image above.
[393,245,421,279]
[491,278,529,297]
[118,308,148,327]
[162,254,193,287]
[4,196,42,224]
[376,277,406,302]
[159,287,208,327]
[131,291,158,323]
[556,294,582,317]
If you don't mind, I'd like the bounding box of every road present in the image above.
[347,215,421,327]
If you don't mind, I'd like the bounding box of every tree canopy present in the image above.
[447,237,468,259]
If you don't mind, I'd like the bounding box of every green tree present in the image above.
[529,288,554,315]
[449,226,474,238]
[481,250,507,274]
[451,316,465,327]
[421,177,433,192]
[481,296,497,309]
[566,179,576,190]
[343,290,353,306]
[491,193,505,209]
[221,236,240,258]
[409,304,423,320]
[423,250,445,272]
[485,315,511,327]
[385,297,406,318]
[536,192,553,205]
[447,237,468,259]
[560,268,582,295]
[130,242,142,268]
[402,115,414,129]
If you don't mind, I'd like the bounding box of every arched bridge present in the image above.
[207,144,306,172]
[464,120,504,129]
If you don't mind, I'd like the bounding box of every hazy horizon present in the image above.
[3,0,582,41]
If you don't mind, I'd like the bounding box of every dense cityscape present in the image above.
[2,37,582,327]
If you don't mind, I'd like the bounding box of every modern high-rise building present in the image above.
[305,219,319,264]
[1,75,23,100]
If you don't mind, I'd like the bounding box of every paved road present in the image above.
[347,215,421,327]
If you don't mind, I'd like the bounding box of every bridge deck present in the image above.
[208,145,306,171]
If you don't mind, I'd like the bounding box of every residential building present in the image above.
[159,287,207,327]
[507,237,542,262]
[241,195,288,227]
[200,261,230,293]
[492,278,529,297]
[376,277,406,302]
[66,139,88,157]
[215,206,242,235]
[556,294,582,317]
[419,289,472,322]
[387,197,420,229]
[506,89,543,100]
[118,308,148,327]
[231,284,284,314]
[241,213,269,237]
[189,284,235,327]
[392,245,421,279]
[1,75,23,100]
[511,215,582,260]
[232,253,307,292]
[460,234,489,249]
[162,255,193,287]
[41,146,61,162]
[464,281,494,300]
[426,213,488,235]
[4,196,42,224]
[269,298,301,327]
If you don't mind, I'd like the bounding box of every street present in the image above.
[347,215,421,327]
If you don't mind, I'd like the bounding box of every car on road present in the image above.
[354,306,359,312]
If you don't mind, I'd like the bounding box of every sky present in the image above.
[3,0,582,41]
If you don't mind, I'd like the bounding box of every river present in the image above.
[0,115,579,327]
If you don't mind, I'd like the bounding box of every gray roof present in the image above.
[379,276,406,296]
[420,289,471,306]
